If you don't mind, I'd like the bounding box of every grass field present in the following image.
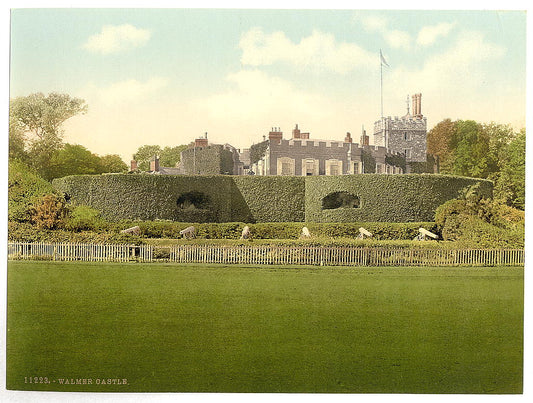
[7,261,523,393]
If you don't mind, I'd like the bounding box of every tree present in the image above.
[160,145,188,167]
[133,145,162,171]
[10,92,88,178]
[9,116,28,163]
[427,118,456,173]
[99,154,128,173]
[10,92,88,139]
[495,129,525,209]
[48,144,102,180]
[133,144,188,171]
[483,122,515,179]
[450,120,491,178]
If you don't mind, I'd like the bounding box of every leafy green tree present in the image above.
[134,144,188,171]
[483,122,515,173]
[427,118,456,173]
[9,117,28,163]
[495,129,525,209]
[450,120,491,178]
[99,154,128,173]
[160,145,188,167]
[133,145,162,171]
[48,144,102,179]
[10,92,88,178]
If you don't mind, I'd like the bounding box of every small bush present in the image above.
[434,187,524,248]
[29,194,68,230]
[64,205,104,232]
[8,160,56,222]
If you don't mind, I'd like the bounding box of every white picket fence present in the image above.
[7,242,522,267]
[168,245,524,267]
[7,242,153,263]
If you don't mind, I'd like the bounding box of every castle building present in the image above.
[373,93,427,163]
[134,93,428,176]
[252,125,403,176]
[177,134,244,175]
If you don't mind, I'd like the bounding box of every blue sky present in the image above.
[9,7,527,162]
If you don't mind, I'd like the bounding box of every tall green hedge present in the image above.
[231,176,305,222]
[53,173,492,223]
[305,174,493,222]
[53,174,235,222]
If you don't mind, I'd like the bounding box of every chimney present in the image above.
[195,137,208,147]
[268,127,283,144]
[412,93,423,118]
[292,124,301,139]
[360,126,369,146]
[150,156,160,172]
[344,132,352,143]
[130,155,138,171]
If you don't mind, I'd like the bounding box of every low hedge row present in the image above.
[8,220,438,244]
[65,220,438,241]
[8,222,145,245]
[145,237,446,249]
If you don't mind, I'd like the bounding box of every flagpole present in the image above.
[380,49,383,118]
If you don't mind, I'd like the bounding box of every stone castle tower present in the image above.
[373,93,427,163]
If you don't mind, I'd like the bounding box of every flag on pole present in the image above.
[380,49,389,67]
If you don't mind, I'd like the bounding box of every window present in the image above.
[404,149,412,159]
[404,132,411,141]
[353,162,359,174]
[326,159,342,175]
[277,157,295,175]
[306,160,315,176]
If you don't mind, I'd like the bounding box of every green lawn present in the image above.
[7,261,523,393]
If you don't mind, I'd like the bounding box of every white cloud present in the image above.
[83,24,151,54]
[196,69,335,120]
[82,77,168,106]
[383,31,513,128]
[360,15,388,32]
[359,15,412,50]
[417,22,457,47]
[239,28,375,74]
[191,69,373,145]
[384,30,412,50]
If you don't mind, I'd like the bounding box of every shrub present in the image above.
[434,186,524,248]
[64,205,104,232]
[29,194,68,230]
[8,160,56,222]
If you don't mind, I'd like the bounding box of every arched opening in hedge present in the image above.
[322,191,360,209]
[177,191,211,210]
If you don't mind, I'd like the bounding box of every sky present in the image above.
[9,7,527,163]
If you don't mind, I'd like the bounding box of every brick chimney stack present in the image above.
[150,156,160,172]
[292,124,309,140]
[292,124,301,139]
[344,132,353,143]
[130,155,138,171]
[268,127,283,144]
[360,127,369,146]
[412,93,422,118]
